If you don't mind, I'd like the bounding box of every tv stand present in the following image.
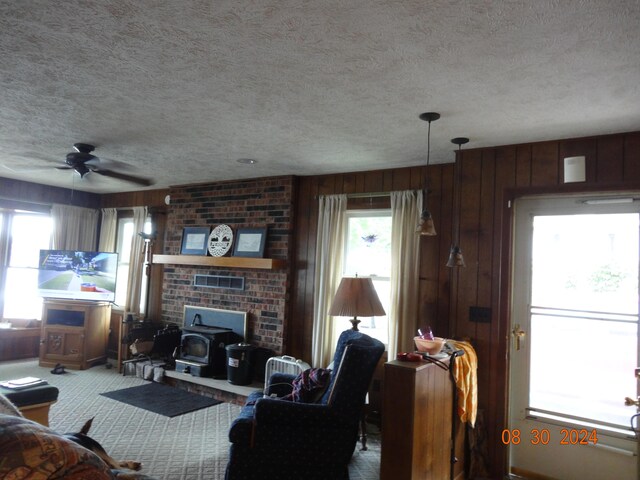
[39,299,111,370]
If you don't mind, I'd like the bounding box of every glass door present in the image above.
[508,195,639,479]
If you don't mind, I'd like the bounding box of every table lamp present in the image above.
[328,276,386,331]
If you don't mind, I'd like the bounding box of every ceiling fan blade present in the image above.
[91,169,153,186]
[2,164,56,173]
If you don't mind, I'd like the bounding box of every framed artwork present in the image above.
[180,227,210,255]
[233,227,267,258]
[208,224,234,257]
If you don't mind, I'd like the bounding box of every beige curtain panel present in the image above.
[51,204,99,250]
[312,194,347,367]
[98,208,118,252]
[389,190,422,357]
[124,206,147,315]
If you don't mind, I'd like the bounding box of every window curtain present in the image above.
[388,190,423,357]
[51,204,99,250]
[125,206,147,315]
[98,208,118,252]
[311,194,347,367]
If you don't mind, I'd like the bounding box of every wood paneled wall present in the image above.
[100,189,169,209]
[290,130,640,478]
[451,131,640,477]
[289,164,455,360]
[0,177,100,209]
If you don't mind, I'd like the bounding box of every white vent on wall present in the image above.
[193,274,245,290]
[563,156,586,183]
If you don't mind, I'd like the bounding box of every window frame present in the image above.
[113,214,152,314]
[0,208,53,320]
[341,208,392,345]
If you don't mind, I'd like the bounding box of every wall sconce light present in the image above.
[417,112,440,236]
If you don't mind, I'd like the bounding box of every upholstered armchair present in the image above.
[225,329,385,480]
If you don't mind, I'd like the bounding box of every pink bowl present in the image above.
[414,336,446,355]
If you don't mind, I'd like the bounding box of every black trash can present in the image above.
[226,342,255,385]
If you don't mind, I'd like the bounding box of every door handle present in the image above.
[512,324,526,351]
[624,396,640,407]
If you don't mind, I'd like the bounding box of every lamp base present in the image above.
[349,318,361,331]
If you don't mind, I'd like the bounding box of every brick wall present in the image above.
[160,176,294,354]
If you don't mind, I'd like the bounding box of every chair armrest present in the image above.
[228,415,253,444]
[265,373,296,397]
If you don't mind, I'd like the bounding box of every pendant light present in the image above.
[417,112,440,236]
[447,137,469,267]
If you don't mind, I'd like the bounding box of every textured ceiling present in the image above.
[1,1,639,194]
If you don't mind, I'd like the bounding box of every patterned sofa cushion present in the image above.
[0,414,114,480]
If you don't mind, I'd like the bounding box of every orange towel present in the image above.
[449,340,478,427]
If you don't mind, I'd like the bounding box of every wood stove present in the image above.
[175,306,247,378]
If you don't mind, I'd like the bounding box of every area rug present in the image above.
[100,382,222,417]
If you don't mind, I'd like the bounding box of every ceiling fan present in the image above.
[59,143,153,187]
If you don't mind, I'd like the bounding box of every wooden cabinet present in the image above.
[380,359,456,480]
[39,300,111,370]
[0,327,40,361]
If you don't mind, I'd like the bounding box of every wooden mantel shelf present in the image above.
[152,254,286,270]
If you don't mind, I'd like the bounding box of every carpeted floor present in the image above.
[0,359,381,480]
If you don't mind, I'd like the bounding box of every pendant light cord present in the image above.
[424,120,431,198]
[419,112,440,204]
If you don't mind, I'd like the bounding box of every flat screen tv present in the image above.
[38,250,118,302]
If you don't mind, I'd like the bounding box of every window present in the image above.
[0,210,53,319]
[528,212,638,430]
[342,210,392,344]
[114,216,151,313]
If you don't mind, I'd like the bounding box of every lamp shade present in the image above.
[416,208,437,236]
[446,245,466,267]
[329,276,386,321]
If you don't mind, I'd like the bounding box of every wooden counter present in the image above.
[380,358,457,480]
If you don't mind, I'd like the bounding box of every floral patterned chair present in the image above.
[225,329,385,480]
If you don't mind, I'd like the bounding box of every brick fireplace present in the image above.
[159,176,294,355]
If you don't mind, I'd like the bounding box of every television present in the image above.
[38,250,118,302]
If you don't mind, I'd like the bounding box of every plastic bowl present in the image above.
[414,336,446,355]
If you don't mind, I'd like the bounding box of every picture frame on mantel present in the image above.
[233,227,267,258]
[180,227,210,255]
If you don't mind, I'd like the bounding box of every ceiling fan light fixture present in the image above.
[72,143,95,154]
[74,163,91,178]
[60,143,154,186]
